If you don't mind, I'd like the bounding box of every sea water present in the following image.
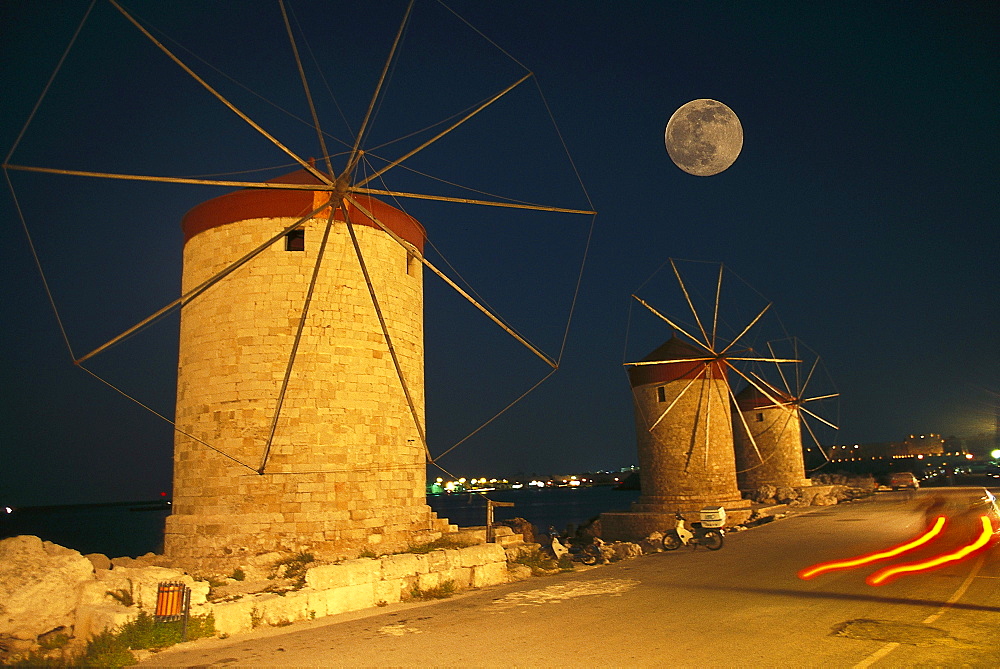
[1,487,640,557]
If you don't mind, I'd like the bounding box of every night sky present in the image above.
[2,1,997,506]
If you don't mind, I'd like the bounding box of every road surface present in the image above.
[136,486,1000,667]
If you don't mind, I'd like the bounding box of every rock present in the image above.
[812,494,838,506]
[73,604,138,640]
[774,487,798,504]
[85,554,112,571]
[611,542,642,561]
[0,536,95,640]
[506,563,533,581]
[639,532,664,554]
[504,543,538,562]
[753,485,777,503]
[578,517,602,540]
[497,517,536,545]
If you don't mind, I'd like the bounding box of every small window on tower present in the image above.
[755,412,764,422]
[657,386,666,403]
[406,250,418,276]
[286,229,305,251]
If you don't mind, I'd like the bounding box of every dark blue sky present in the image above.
[2,1,997,505]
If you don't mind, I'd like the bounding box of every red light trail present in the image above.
[797,515,996,586]
[866,515,995,586]
[797,516,946,580]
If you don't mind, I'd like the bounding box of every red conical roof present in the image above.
[627,336,727,387]
[181,168,426,251]
[734,384,795,410]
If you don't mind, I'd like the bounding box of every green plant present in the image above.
[116,611,215,651]
[9,651,74,667]
[410,579,457,600]
[8,612,215,668]
[79,628,135,668]
[106,579,134,607]
[357,549,377,559]
[230,568,246,581]
[38,633,71,651]
[250,607,263,629]
[404,536,476,554]
[271,551,315,584]
[513,551,560,576]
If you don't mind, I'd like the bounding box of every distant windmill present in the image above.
[733,337,839,489]
[622,259,797,520]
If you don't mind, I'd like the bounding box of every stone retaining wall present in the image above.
[208,543,509,636]
[0,535,511,655]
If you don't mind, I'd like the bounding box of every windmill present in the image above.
[733,337,840,490]
[4,2,595,559]
[618,259,798,523]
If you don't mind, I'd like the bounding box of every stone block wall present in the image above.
[207,544,509,636]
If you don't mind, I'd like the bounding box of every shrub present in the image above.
[271,552,315,586]
[410,579,457,600]
[405,536,478,554]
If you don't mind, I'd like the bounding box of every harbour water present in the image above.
[1,487,640,558]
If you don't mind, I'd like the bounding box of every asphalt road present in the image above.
[136,486,1000,668]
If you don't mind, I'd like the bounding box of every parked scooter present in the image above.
[663,511,724,550]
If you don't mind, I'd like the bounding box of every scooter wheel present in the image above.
[703,530,724,551]
[663,534,682,551]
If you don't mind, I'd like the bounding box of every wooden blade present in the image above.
[801,405,839,430]
[800,355,821,398]
[801,393,840,403]
[347,0,415,175]
[351,186,595,215]
[345,194,556,368]
[768,340,794,396]
[727,363,791,410]
[704,362,712,468]
[624,357,715,367]
[712,262,723,349]
[107,0,330,186]
[718,302,771,356]
[355,73,533,188]
[631,295,715,355]
[801,414,831,462]
[729,380,764,463]
[1,164,340,190]
[646,367,705,431]
[75,197,335,365]
[670,258,710,348]
[278,0,335,176]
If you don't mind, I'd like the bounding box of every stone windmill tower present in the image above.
[733,338,838,491]
[602,260,799,539]
[624,336,748,518]
[733,385,809,490]
[164,169,454,558]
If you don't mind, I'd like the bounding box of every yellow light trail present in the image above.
[866,515,995,586]
[797,516,947,580]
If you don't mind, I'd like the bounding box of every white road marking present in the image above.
[491,578,640,609]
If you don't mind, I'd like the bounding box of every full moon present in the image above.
[664,99,743,176]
